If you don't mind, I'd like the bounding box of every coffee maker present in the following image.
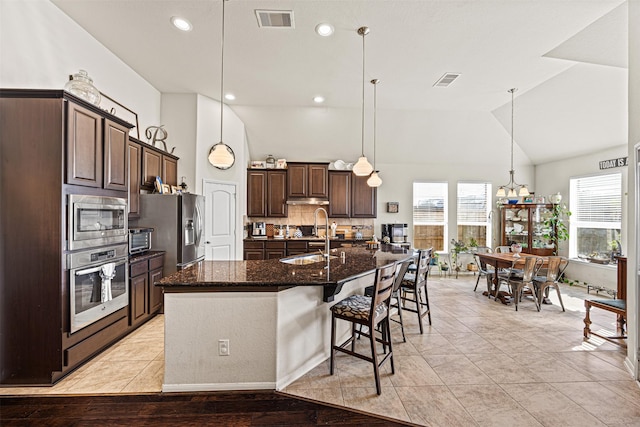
[381,224,408,243]
[252,222,266,237]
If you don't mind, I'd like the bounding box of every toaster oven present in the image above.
[129,227,153,255]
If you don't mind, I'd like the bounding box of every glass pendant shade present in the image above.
[353,156,374,176]
[518,186,530,197]
[208,142,235,170]
[507,188,517,198]
[367,171,382,187]
[496,187,506,198]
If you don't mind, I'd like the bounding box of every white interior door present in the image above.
[203,180,236,260]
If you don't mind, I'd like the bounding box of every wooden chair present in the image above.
[330,263,397,395]
[364,258,413,342]
[584,257,627,347]
[505,256,543,311]
[533,256,568,311]
[399,248,432,334]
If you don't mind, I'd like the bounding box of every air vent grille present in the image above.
[433,73,461,87]
[255,10,294,28]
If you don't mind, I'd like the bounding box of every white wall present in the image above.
[0,0,161,132]
[160,94,198,190]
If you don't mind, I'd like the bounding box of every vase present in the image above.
[64,70,101,106]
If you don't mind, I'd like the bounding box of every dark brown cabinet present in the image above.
[103,119,129,191]
[328,171,351,218]
[287,162,328,199]
[500,204,556,256]
[243,240,265,260]
[286,241,308,256]
[351,174,377,218]
[265,241,286,259]
[141,146,178,189]
[247,170,288,218]
[66,101,103,188]
[128,140,141,218]
[129,252,165,328]
[328,171,376,218]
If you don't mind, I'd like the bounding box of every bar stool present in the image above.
[399,248,432,334]
[329,263,397,395]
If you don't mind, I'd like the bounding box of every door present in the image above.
[204,180,237,260]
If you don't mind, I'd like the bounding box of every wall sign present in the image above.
[599,157,628,170]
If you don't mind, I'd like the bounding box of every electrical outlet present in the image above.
[218,339,230,356]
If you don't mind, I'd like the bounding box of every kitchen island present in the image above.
[157,245,412,392]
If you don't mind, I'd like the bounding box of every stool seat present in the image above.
[590,298,625,310]
[331,295,388,321]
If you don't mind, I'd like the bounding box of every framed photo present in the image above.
[99,91,140,139]
[387,202,399,213]
[154,176,163,193]
[161,184,171,194]
[171,185,181,194]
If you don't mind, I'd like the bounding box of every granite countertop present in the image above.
[158,245,413,301]
[129,250,165,262]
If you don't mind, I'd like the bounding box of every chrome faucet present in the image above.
[314,207,330,260]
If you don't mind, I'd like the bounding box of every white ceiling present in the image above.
[51,0,628,165]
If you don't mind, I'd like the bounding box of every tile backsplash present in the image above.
[248,205,374,238]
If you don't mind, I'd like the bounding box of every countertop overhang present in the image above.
[157,245,413,302]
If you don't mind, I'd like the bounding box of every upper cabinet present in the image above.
[128,140,142,218]
[247,170,287,218]
[141,146,178,189]
[287,162,328,199]
[328,171,377,218]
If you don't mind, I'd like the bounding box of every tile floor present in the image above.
[2,274,639,427]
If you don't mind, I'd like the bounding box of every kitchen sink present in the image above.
[280,253,338,265]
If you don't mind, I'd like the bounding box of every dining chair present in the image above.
[473,246,493,292]
[399,248,432,334]
[494,246,511,253]
[364,258,413,342]
[533,256,568,311]
[330,263,397,395]
[505,256,544,311]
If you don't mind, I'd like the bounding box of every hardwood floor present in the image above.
[0,390,416,426]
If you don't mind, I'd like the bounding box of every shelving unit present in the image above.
[500,203,556,256]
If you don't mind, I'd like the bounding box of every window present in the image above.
[457,182,492,247]
[413,182,447,250]
[569,172,621,258]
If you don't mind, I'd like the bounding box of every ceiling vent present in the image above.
[255,10,294,28]
[433,73,461,87]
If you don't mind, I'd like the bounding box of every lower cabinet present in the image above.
[129,252,165,328]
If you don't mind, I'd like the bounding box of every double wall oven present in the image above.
[67,195,129,333]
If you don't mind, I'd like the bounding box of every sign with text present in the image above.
[599,157,628,169]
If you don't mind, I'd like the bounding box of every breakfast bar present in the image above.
[157,245,412,392]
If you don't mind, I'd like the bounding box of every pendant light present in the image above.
[496,88,529,198]
[208,0,235,170]
[367,79,382,187]
[352,26,374,177]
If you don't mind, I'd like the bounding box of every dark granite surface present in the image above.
[158,246,413,300]
[129,250,165,263]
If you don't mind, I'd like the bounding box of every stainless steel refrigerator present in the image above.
[139,193,205,277]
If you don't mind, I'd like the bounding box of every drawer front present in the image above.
[149,254,164,271]
[265,241,286,249]
[244,241,265,249]
[287,241,308,250]
[130,260,148,277]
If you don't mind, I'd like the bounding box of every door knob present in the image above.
[205,241,211,244]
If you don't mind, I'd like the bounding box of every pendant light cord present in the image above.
[360,29,366,157]
[372,79,377,169]
[220,0,226,143]
[510,87,514,173]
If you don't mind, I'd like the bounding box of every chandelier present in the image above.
[496,88,529,198]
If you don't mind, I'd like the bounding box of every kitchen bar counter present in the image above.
[158,246,413,393]
[158,245,412,301]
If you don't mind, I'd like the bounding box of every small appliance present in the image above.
[252,222,266,237]
[128,227,154,255]
[381,223,408,243]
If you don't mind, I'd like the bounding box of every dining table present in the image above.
[475,252,549,305]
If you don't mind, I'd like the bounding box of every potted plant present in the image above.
[543,202,571,255]
[430,251,439,266]
[439,261,449,272]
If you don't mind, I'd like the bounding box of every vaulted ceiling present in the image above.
[52,0,628,165]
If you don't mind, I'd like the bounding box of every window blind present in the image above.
[413,182,447,224]
[573,173,621,223]
[457,182,490,223]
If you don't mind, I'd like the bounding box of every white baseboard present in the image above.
[162,381,276,393]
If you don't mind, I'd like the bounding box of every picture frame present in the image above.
[99,91,140,139]
[387,202,399,213]
[154,176,163,193]
[161,184,171,194]
[171,185,181,194]
[250,160,266,169]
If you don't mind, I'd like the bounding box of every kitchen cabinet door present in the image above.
[149,267,164,314]
[328,171,351,218]
[267,170,288,217]
[130,274,148,327]
[247,171,267,217]
[128,140,141,218]
[287,163,308,198]
[162,155,178,187]
[103,118,129,191]
[351,174,377,218]
[142,147,162,188]
[308,164,328,198]
[66,101,103,188]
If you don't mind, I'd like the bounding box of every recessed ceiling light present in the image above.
[225,93,236,101]
[313,96,325,103]
[171,16,192,32]
[315,23,334,37]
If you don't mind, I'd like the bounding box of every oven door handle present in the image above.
[75,259,126,276]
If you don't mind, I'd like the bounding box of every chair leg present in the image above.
[350,323,357,352]
[554,284,565,312]
[415,289,424,334]
[386,318,395,374]
[330,315,336,375]
[422,284,432,325]
[394,290,406,342]
[369,323,381,395]
[474,273,481,291]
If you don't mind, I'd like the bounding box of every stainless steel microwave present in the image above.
[68,195,127,250]
[129,227,153,255]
